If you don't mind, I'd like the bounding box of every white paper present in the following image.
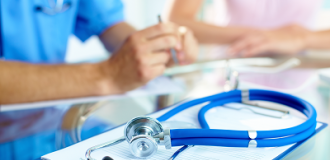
[233,58,300,74]
[0,76,183,112]
[42,102,323,160]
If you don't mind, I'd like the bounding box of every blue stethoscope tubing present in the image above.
[157,89,317,148]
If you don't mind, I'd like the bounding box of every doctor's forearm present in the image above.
[0,61,111,104]
[99,22,137,52]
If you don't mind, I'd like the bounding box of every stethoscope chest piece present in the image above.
[129,135,158,158]
[124,116,171,158]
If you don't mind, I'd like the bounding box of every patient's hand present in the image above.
[228,24,311,57]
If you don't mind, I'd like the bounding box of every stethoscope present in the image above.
[86,89,317,160]
[35,0,71,15]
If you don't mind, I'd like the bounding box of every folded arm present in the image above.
[169,0,257,44]
[306,29,330,50]
[229,25,330,57]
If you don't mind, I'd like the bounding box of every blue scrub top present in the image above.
[1,0,124,64]
[0,1,123,159]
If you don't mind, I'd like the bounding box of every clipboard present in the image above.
[41,101,328,160]
[274,121,327,160]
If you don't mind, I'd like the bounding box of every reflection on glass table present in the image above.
[1,57,330,160]
[0,104,111,160]
[164,58,330,159]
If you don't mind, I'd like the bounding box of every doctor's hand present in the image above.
[99,23,198,94]
[228,25,311,57]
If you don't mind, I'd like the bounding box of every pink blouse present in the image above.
[225,0,323,29]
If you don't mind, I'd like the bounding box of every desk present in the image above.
[1,56,330,160]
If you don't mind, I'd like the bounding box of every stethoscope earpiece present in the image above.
[35,1,71,15]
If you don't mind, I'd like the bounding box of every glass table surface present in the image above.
[0,56,330,160]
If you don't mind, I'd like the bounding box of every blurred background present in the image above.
[3,0,330,160]
[66,0,330,63]
[66,0,172,63]
[64,0,330,124]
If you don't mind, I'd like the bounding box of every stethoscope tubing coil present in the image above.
[157,89,317,148]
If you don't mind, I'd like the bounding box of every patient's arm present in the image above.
[306,29,330,50]
[169,0,257,44]
[228,25,330,57]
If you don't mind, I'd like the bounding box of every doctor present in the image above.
[0,0,198,104]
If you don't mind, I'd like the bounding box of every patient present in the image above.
[169,0,330,57]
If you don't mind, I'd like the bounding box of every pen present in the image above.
[158,15,179,65]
